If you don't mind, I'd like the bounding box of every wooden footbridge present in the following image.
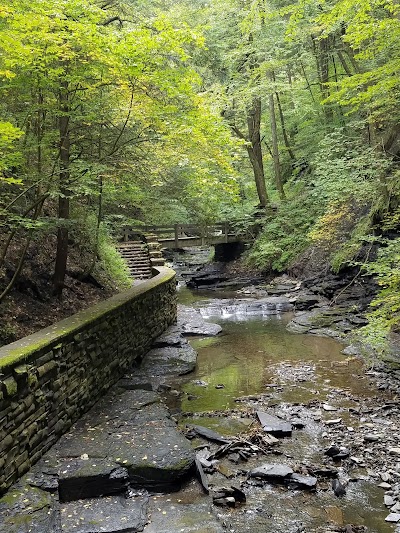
[120,222,241,249]
[117,222,250,278]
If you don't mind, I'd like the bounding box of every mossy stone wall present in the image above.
[0,267,176,494]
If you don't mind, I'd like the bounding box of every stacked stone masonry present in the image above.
[0,267,177,495]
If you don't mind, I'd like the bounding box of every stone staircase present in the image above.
[145,234,165,268]
[117,242,152,280]
[117,236,164,280]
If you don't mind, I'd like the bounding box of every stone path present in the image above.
[0,308,221,533]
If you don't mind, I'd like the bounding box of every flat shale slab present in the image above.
[139,345,197,376]
[256,411,292,437]
[144,499,224,533]
[52,389,194,498]
[0,483,58,533]
[60,494,149,532]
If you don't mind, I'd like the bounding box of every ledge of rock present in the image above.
[177,305,222,336]
[28,389,195,501]
[140,344,198,376]
[0,484,58,533]
[60,494,149,532]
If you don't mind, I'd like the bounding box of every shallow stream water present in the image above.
[145,287,398,533]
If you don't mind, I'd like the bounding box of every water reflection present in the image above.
[179,316,362,413]
[171,288,397,533]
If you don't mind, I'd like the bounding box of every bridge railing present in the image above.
[120,222,235,246]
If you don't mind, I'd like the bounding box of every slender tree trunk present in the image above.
[0,193,49,269]
[53,81,70,298]
[343,43,361,74]
[311,34,332,120]
[337,50,353,76]
[299,61,316,104]
[269,92,286,200]
[246,98,269,208]
[275,91,296,161]
[0,196,47,304]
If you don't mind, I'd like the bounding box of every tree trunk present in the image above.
[269,92,286,200]
[275,91,296,161]
[53,81,70,298]
[337,50,353,76]
[246,98,269,208]
[0,196,47,304]
[311,34,332,120]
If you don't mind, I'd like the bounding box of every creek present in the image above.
[144,284,399,533]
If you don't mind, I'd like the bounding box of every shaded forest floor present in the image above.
[0,235,117,348]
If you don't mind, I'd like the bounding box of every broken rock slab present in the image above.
[52,389,195,498]
[385,513,400,523]
[187,424,231,444]
[257,411,292,437]
[152,325,186,347]
[249,464,293,483]
[58,462,129,503]
[60,494,149,532]
[139,344,197,376]
[249,465,317,491]
[287,473,317,490]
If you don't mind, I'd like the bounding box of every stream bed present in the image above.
[145,287,400,533]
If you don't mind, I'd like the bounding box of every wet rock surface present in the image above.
[2,264,400,533]
[177,305,222,336]
[256,411,293,437]
[0,305,221,532]
[60,494,149,532]
[168,288,400,532]
[0,484,59,533]
[197,296,294,319]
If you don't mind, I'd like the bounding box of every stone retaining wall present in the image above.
[0,267,177,494]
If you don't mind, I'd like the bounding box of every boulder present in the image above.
[140,345,197,376]
[152,326,186,347]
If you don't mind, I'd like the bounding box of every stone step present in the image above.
[127,263,151,268]
[121,256,149,261]
[150,258,165,266]
[119,251,147,255]
[127,264,151,269]
[118,245,145,251]
[121,251,148,255]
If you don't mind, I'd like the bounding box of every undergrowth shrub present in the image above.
[246,184,325,271]
[95,224,132,290]
[71,207,132,290]
[359,237,400,354]
[308,200,373,273]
